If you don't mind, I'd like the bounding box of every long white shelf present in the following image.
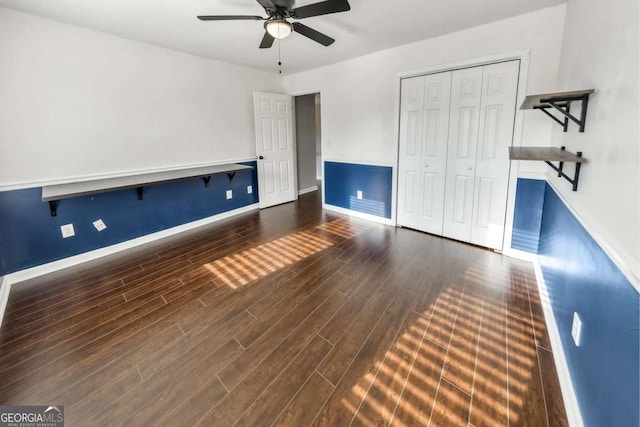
[42,163,253,216]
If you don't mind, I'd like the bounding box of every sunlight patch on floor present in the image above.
[203,218,367,288]
[342,260,541,427]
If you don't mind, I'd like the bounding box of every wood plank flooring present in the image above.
[0,191,568,426]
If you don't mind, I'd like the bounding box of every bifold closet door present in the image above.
[397,72,451,234]
[442,66,484,243]
[470,60,520,249]
[398,60,519,250]
[442,60,519,249]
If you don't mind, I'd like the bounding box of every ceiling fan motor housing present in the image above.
[197,0,350,47]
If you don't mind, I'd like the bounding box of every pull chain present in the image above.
[277,38,282,74]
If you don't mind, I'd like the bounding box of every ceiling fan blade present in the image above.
[259,31,275,49]
[292,22,335,46]
[255,0,275,9]
[292,0,350,19]
[197,15,264,21]
[271,0,294,9]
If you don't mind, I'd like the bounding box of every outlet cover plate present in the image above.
[60,224,75,238]
[356,190,363,200]
[247,185,253,194]
[93,219,107,231]
[226,190,233,200]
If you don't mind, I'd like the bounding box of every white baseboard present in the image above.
[531,257,584,427]
[0,203,259,328]
[323,203,393,226]
[298,186,318,196]
[0,276,9,328]
[502,247,538,262]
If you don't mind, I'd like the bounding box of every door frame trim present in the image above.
[393,48,531,252]
[288,89,325,207]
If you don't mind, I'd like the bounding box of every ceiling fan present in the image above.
[197,0,351,48]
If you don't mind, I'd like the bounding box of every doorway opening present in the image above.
[294,93,322,196]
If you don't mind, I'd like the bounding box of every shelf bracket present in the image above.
[49,201,57,217]
[202,176,211,187]
[137,187,144,200]
[226,172,236,181]
[536,105,567,128]
[536,93,590,132]
[544,147,583,191]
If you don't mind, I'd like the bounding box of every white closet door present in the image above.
[470,61,519,249]
[397,76,425,230]
[442,66,483,243]
[397,72,451,234]
[417,72,451,234]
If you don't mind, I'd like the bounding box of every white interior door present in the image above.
[253,92,296,209]
[442,66,483,243]
[470,60,519,249]
[397,72,451,235]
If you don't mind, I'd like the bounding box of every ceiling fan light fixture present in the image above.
[265,19,292,39]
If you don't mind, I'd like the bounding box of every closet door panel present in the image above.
[397,76,425,229]
[417,72,451,234]
[471,60,520,249]
[443,66,483,243]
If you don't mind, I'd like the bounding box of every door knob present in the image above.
[259,156,264,160]
[467,166,473,171]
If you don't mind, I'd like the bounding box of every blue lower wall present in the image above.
[512,178,546,252]
[528,182,639,426]
[324,161,392,219]
[0,162,258,276]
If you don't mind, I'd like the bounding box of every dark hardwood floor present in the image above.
[0,191,568,426]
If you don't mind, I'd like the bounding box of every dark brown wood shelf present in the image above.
[509,146,586,191]
[521,89,595,132]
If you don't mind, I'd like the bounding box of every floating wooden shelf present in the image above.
[509,146,586,191]
[42,163,253,217]
[509,147,587,163]
[521,89,594,132]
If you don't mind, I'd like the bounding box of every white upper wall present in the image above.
[283,5,567,174]
[0,7,283,188]
[550,0,639,283]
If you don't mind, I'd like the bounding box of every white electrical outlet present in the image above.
[247,185,253,194]
[93,219,107,232]
[60,224,75,238]
[572,312,582,346]
[226,190,233,200]
[356,190,363,200]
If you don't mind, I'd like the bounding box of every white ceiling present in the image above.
[0,0,564,74]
